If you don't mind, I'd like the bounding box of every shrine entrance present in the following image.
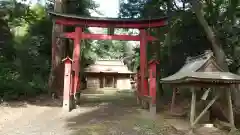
[49,12,168,112]
[105,76,114,88]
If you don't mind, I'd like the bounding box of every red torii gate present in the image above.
[49,12,168,111]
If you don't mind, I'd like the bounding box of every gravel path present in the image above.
[0,93,184,135]
[0,104,70,135]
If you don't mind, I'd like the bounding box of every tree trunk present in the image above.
[190,0,229,71]
[189,0,239,122]
[48,0,65,95]
[166,0,173,65]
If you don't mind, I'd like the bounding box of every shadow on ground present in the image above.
[0,94,62,108]
[65,92,184,135]
[0,89,135,108]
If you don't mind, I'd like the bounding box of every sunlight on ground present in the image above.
[65,92,185,135]
[0,91,230,135]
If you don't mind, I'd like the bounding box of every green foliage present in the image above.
[0,0,237,101]
[119,0,147,18]
[66,0,97,15]
[0,19,15,60]
[0,0,132,100]
[119,0,240,102]
[119,0,240,75]
[0,1,52,100]
[80,28,134,70]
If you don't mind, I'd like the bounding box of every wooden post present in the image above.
[72,27,82,107]
[171,88,177,113]
[62,57,73,111]
[112,76,114,88]
[227,88,235,128]
[103,76,105,88]
[140,29,149,109]
[192,92,220,126]
[140,29,148,96]
[190,88,196,127]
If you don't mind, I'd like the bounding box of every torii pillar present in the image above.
[72,27,82,108]
[140,29,149,100]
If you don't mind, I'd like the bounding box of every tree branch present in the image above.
[189,0,229,71]
[173,0,181,11]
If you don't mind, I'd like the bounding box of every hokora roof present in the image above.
[160,50,240,84]
[84,59,134,74]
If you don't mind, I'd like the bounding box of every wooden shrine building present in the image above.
[161,50,240,131]
[84,59,135,90]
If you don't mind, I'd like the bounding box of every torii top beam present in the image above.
[49,12,168,29]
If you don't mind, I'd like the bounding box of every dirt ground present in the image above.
[0,92,228,135]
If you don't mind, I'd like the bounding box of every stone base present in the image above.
[70,95,75,110]
[149,103,157,117]
[62,99,71,112]
[62,95,74,112]
[141,100,149,109]
[137,96,141,105]
[75,92,81,105]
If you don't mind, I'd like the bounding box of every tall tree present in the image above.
[189,0,229,71]
[188,0,240,109]
[48,0,97,93]
[48,0,66,93]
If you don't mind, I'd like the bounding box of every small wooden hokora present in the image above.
[161,50,240,132]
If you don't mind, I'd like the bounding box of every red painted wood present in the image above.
[62,57,72,101]
[148,60,160,65]
[63,32,157,41]
[55,18,167,28]
[148,61,157,104]
[72,27,82,96]
[63,32,74,39]
[140,29,148,96]
[50,12,167,110]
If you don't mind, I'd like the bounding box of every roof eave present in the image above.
[48,11,168,28]
[48,11,168,22]
[160,77,240,84]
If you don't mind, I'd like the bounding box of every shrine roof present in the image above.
[48,12,168,28]
[84,59,135,74]
[160,50,240,84]
[161,72,240,84]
